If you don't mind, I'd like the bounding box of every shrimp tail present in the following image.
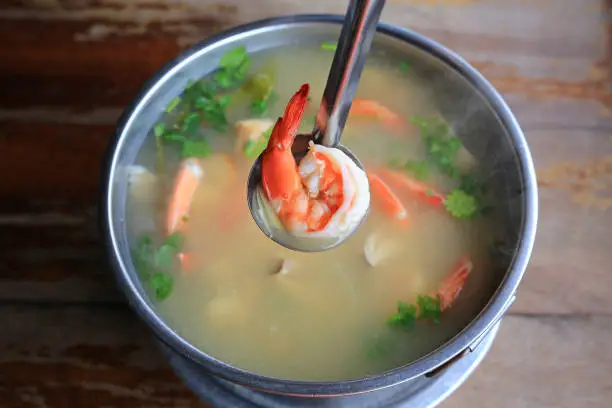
[438,256,473,311]
[266,84,309,151]
[261,84,310,202]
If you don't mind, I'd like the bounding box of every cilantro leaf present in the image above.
[181,112,201,135]
[399,61,409,72]
[388,301,417,330]
[150,273,174,301]
[444,189,478,219]
[154,244,177,268]
[182,139,211,158]
[412,116,461,178]
[417,295,441,324]
[165,231,184,249]
[219,46,248,70]
[215,46,250,90]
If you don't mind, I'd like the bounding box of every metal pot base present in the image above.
[161,322,499,407]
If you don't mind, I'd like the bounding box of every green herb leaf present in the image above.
[154,244,177,268]
[200,97,230,131]
[444,189,478,219]
[243,127,273,159]
[165,96,181,113]
[399,61,409,72]
[182,139,211,158]
[245,72,275,102]
[163,132,186,142]
[417,295,441,324]
[154,123,166,137]
[132,234,155,277]
[150,272,174,301]
[219,46,248,70]
[388,301,417,330]
[404,160,430,180]
[182,112,201,135]
[412,116,461,178]
[165,231,184,249]
[321,42,337,51]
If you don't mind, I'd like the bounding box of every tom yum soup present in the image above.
[127,44,497,381]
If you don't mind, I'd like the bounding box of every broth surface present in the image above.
[127,45,495,381]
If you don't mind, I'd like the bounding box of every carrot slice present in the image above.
[368,174,409,224]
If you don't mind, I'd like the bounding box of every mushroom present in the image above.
[364,233,399,267]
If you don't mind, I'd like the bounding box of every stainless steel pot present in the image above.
[100,14,538,399]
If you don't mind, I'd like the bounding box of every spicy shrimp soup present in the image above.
[127,44,497,381]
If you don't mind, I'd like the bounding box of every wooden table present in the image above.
[1,0,610,407]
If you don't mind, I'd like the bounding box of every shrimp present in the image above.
[368,173,409,224]
[437,256,473,311]
[260,84,370,238]
[350,99,405,132]
[166,154,236,271]
[378,168,446,208]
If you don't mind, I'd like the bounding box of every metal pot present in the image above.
[100,14,538,400]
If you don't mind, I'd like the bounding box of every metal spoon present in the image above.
[247,0,386,252]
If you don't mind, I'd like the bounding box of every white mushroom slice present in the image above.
[364,233,399,267]
[234,118,275,153]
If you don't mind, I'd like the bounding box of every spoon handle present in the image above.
[315,0,386,147]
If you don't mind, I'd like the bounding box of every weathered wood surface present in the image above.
[0,0,610,407]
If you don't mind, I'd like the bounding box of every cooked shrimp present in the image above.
[350,99,405,132]
[260,84,370,238]
[368,173,408,224]
[167,158,203,234]
[378,168,446,208]
[437,256,473,311]
[166,155,236,270]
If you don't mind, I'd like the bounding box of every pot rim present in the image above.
[100,14,538,396]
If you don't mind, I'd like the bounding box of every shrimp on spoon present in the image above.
[258,84,370,240]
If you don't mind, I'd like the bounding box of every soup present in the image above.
[126,43,496,381]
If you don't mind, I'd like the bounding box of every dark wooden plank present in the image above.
[0,305,207,408]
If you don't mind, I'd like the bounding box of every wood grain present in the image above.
[0,0,610,406]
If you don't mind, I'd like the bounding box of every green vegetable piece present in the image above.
[399,61,409,72]
[219,46,248,70]
[154,123,165,137]
[321,42,337,51]
[165,231,184,249]
[154,244,177,268]
[444,189,478,219]
[404,160,430,180]
[417,295,441,324]
[412,116,462,178]
[133,234,155,277]
[182,112,201,135]
[150,273,174,301]
[243,127,273,159]
[388,301,417,330]
[165,96,181,113]
[163,132,186,142]
[182,139,211,158]
[215,46,250,89]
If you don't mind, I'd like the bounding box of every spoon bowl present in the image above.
[246,137,370,252]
